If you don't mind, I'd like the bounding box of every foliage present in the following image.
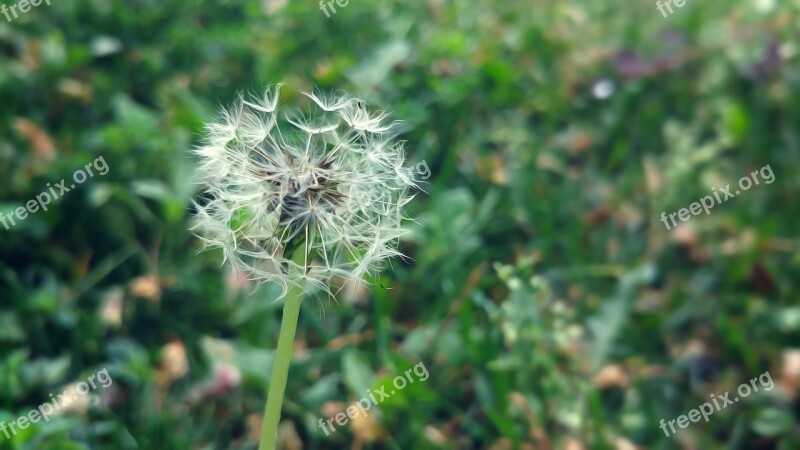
[1,0,799,449]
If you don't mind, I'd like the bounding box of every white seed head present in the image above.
[191,84,420,298]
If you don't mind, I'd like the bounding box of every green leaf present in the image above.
[342,350,373,396]
[752,407,794,437]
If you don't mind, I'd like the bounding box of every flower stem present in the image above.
[259,283,303,450]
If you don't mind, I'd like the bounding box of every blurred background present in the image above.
[1,0,799,449]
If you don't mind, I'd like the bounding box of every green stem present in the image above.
[259,283,303,450]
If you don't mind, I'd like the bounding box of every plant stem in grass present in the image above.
[259,283,303,450]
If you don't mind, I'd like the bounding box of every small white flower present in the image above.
[191,85,420,298]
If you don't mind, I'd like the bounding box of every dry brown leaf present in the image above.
[13,118,56,170]
[614,437,640,450]
[781,349,800,399]
[278,421,303,450]
[156,340,189,387]
[536,152,565,173]
[98,287,123,328]
[593,364,629,388]
[21,40,42,70]
[490,438,536,450]
[720,228,755,255]
[262,0,287,15]
[563,437,586,450]
[584,206,611,226]
[352,408,385,443]
[642,156,661,193]
[57,78,93,102]
[130,275,161,302]
[326,330,374,351]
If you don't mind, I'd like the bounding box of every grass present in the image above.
[0,0,799,449]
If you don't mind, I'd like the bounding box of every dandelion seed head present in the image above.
[191,84,419,298]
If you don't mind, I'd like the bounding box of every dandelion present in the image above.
[191,84,419,449]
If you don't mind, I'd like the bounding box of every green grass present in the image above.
[1,0,799,448]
